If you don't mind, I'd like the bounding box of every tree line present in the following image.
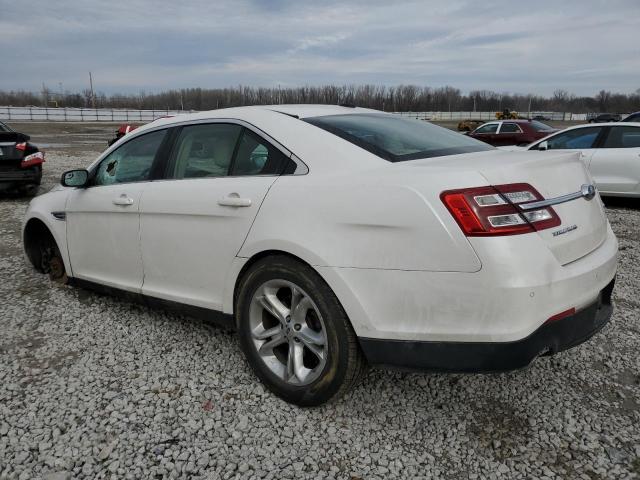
[1,85,639,113]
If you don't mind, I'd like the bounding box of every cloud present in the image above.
[0,0,637,95]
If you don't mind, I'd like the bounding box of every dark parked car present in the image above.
[467,119,558,146]
[588,113,621,123]
[622,112,640,122]
[0,121,44,195]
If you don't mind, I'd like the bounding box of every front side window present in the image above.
[169,123,242,179]
[500,123,521,133]
[305,114,492,162]
[94,129,167,186]
[230,129,292,176]
[544,127,603,150]
[602,126,640,148]
[474,123,499,134]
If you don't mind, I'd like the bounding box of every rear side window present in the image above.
[230,129,292,176]
[500,123,521,133]
[529,120,555,132]
[475,123,498,134]
[545,127,603,150]
[169,123,242,179]
[94,129,167,186]
[602,126,640,148]
[305,114,492,162]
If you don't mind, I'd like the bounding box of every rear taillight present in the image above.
[441,183,561,236]
[15,142,27,151]
[21,151,45,168]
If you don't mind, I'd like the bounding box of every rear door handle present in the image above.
[113,194,134,206]
[218,194,252,207]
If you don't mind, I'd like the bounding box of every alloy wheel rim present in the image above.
[249,279,328,385]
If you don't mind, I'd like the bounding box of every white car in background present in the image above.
[501,122,640,197]
[23,105,617,406]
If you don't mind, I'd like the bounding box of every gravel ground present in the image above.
[1,123,639,479]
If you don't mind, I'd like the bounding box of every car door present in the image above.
[529,126,605,165]
[589,125,640,194]
[139,122,294,311]
[471,122,499,145]
[495,122,521,146]
[65,128,169,291]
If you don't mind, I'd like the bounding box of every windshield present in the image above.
[529,120,554,132]
[304,113,493,162]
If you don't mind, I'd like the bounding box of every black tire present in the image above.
[235,255,366,406]
[21,184,39,197]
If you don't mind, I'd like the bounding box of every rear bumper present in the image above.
[0,166,41,186]
[359,278,614,372]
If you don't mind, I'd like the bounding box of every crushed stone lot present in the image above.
[1,122,639,479]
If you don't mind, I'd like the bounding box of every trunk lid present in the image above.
[408,150,608,265]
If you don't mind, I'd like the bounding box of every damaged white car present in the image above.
[23,105,617,405]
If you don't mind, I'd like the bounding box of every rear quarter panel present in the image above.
[238,166,486,273]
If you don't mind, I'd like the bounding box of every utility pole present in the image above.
[89,71,96,108]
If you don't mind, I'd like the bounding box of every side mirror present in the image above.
[537,140,548,151]
[61,169,89,188]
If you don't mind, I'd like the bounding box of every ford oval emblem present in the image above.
[581,184,596,201]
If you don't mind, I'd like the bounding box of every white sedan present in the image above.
[23,105,617,405]
[501,122,640,197]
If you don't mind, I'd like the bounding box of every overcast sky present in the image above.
[1,0,638,96]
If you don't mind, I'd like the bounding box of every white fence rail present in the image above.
[0,106,192,122]
[1,106,589,123]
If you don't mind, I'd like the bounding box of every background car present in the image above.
[468,119,558,146]
[621,111,640,122]
[22,106,617,406]
[0,121,44,195]
[588,113,621,123]
[107,124,138,147]
[513,122,640,197]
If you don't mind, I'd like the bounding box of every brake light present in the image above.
[21,151,45,168]
[15,142,27,151]
[441,183,561,236]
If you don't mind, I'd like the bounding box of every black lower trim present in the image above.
[69,278,235,330]
[359,278,615,373]
[0,166,42,188]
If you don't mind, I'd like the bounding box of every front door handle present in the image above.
[218,194,252,207]
[113,194,134,206]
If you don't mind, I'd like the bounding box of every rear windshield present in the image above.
[304,113,493,162]
[529,120,554,132]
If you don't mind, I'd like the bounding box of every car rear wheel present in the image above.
[236,256,366,406]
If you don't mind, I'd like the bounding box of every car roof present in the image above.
[146,104,380,129]
[563,122,640,130]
